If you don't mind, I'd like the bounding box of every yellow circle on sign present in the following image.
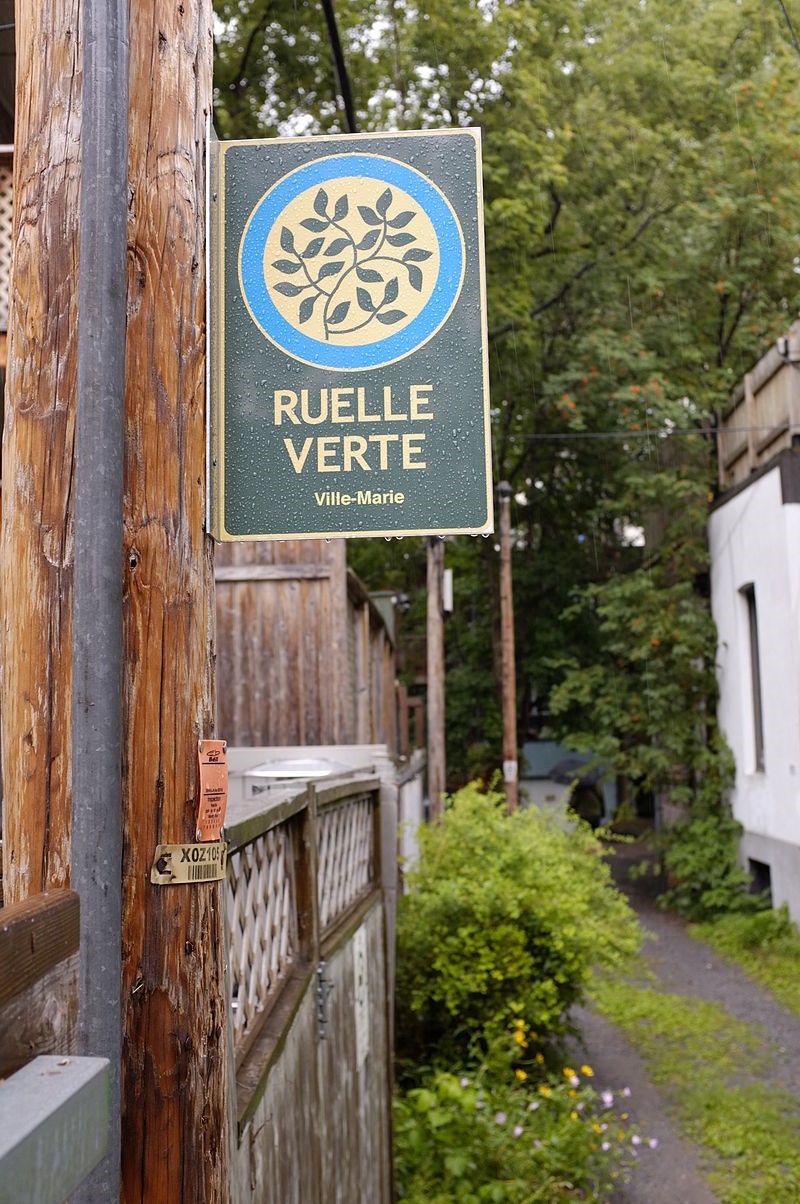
[262,177,440,348]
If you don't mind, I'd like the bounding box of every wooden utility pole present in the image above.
[120,2,229,1199]
[1,0,81,904]
[3,2,230,1199]
[426,537,446,817]
[498,482,518,812]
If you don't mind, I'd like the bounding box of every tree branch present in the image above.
[488,202,677,343]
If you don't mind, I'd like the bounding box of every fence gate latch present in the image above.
[316,961,334,1039]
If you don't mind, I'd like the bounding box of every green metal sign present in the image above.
[208,128,492,541]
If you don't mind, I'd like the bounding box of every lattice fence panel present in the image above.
[227,825,297,1056]
[317,793,374,931]
[0,166,11,332]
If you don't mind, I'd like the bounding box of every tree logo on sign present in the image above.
[239,153,465,370]
[266,182,437,346]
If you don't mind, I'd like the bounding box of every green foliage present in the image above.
[593,976,800,1202]
[658,806,756,921]
[395,784,640,1066]
[394,1058,645,1202]
[693,906,800,1017]
[213,0,800,822]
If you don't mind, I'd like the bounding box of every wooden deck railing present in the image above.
[0,890,109,1201]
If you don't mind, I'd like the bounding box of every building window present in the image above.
[740,584,765,772]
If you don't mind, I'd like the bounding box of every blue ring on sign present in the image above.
[239,153,465,371]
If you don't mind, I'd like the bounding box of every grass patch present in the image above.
[591,977,800,1201]
[691,907,800,1019]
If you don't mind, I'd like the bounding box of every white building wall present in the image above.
[709,461,800,920]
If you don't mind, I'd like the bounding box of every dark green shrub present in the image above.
[658,808,760,921]
[395,783,640,1066]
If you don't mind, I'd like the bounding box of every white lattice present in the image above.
[0,166,12,332]
[317,794,374,931]
[227,825,297,1055]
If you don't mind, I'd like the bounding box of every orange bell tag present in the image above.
[196,739,228,842]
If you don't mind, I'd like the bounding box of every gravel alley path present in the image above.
[566,839,800,1203]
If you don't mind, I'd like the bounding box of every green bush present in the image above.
[395,783,640,1066]
[394,1055,645,1203]
[658,808,759,921]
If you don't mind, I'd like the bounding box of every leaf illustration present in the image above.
[299,295,318,324]
[314,188,329,217]
[389,211,415,228]
[357,287,376,313]
[357,266,384,283]
[376,188,393,216]
[384,277,399,304]
[376,309,406,325]
[387,233,415,247]
[334,195,349,221]
[403,248,433,262]
[274,282,303,297]
[317,261,345,279]
[357,229,381,250]
[301,237,325,259]
[280,227,295,253]
[358,205,382,226]
[325,237,350,256]
[301,217,329,232]
[407,264,423,292]
[272,259,302,274]
[329,301,351,325]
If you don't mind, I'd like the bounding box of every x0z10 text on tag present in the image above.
[150,841,227,885]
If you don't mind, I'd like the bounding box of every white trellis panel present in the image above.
[227,825,297,1056]
[316,794,374,932]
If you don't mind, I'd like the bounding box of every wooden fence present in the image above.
[215,538,403,753]
[717,323,800,490]
[0,890,109,1201]
[225,773,392,1204]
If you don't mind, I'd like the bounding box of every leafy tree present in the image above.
[213,0,800,811]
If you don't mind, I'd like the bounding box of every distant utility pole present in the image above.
[427,537,446,817]
[498,482,518,813]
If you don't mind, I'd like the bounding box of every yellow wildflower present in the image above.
[568,1089,577,1099]
[581,1064,594,1077]
[563,1067,576,1079]
[535,1052,545,1065]
[515,1068,528,1081]
[513,1030,528,1047]
[592,1123,602,1134]
[538,1085,552,1097]
[570,1111,579,1121]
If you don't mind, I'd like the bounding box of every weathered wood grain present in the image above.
[0,888,79,1008]
[1,0,82,902]
[231,903,391,1204]
[215,540,355,748]
[0,953,79,1080]
[0,888,79,1077]
[120,2,230,1199]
